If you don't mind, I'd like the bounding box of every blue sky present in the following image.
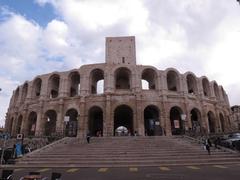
[0,0,56,26]
[0,0,240,126]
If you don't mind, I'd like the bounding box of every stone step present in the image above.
[14,136,240,168]
[17,157,240,166]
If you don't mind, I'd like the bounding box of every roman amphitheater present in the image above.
[5,36,232,138]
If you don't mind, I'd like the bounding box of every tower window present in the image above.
[122,57,125,63]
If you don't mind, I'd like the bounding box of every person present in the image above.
[134,131,138,136]
[86,132,91,143]
[205,138,211,155]
[207,138,212,147]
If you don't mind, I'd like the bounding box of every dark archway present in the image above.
[114,105,133,136]
[187,74,198,94]
[21,83,28,102]
[90,69,104,94]
[16,115,23,134]
[208,111,216,133]
[69,72,80,97]
[28,111,37,136]
[202,78,210,97]
[170,106,184,135]
[32,78,42,98]
[219,113,225,132]
[144,105,162,136]
[65,108,78,137]
[167,71,179,92]
[115,67,131,90]
[141,68,157,90]
[44,110,57,136]
[88,106,103,136]
[190,108,201,134]
[48,74,60,98]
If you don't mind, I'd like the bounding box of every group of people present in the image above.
[202,136,221,155]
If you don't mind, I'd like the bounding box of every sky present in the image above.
[0,0,240,126]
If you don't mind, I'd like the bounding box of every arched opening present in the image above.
[114,105,133,136]
[28,112,37,136]
[190,108,201,134]
[21,83,28,102]
[44,110,57,136]
[90,69,104,94]
[32,78,42,98]
[16,115,23,134]
[88,106,103,136]
[167,71,179,92]
[187,74,198,94]
[115,67,131,90]
[170,106,184,135]
[14,88,20,104]
[214,82,220,100]
[65,108,78,137]
[144,105,162,136]
[207,111,216,133]
[219,113,225,132]
[69,72,80,97]
[48,74,60,98]
[141,68,157,90]
[202,78,210,97]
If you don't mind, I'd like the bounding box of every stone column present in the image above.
[78,97,86,137]
[56,99,64,135]
[105,94,113,136]
[20,109,28,135]
[136,94,144,135]
[35,101,44,136]
[201,107,209,134]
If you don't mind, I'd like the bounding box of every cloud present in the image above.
[1,0,240,126]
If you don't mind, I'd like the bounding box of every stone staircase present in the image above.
[15,136,240,168]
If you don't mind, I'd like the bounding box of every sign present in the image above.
[174,120,180,128]
[181,114,187,121]
[64,116,70,122]
[15,143,23,157]
[31,124,36,131]
[16,133,23,140]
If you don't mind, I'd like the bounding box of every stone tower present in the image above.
[105,36,136,65]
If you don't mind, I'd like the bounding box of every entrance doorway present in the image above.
[65,108,78,137]
[88,106,103,136]
[44,110,57,136]
[170,106,184,135]
[144,105,162,136]
[190,108,201,134]
[208,111,216,133]
[114,105,133,136]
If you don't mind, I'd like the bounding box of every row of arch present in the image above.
[12,67,227,106]
[8,105,227,137]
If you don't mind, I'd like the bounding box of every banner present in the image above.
[174,120,180,128]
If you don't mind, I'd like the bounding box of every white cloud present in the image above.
[1,0,240,126]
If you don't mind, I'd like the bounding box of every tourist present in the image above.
[205,138,211,155]
[86,132,91,143]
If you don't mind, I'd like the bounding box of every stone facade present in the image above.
[230,105,240,130]
[5,36,232,137]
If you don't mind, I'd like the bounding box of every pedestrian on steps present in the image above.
[86,132,91,143]
[205,138,211,155]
